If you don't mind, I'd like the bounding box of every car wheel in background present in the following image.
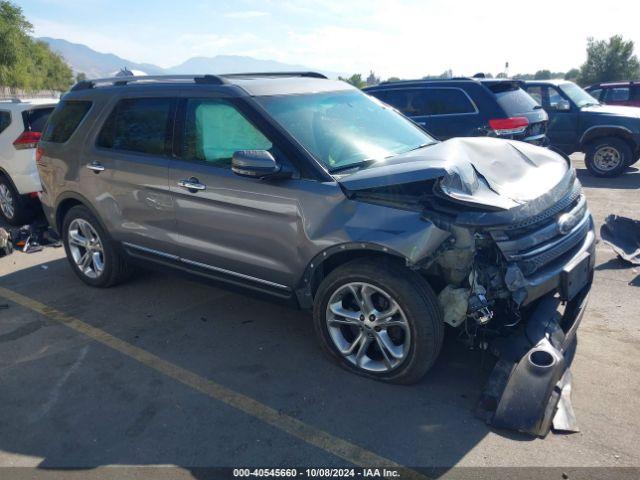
[0,176,36,226]
[313,259,444,384]
[62,205,131,287]
[585,137,631,177]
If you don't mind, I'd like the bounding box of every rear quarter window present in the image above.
[42,101,92,143]
[0,111,10,134]
[488,83,539,115]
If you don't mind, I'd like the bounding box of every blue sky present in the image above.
[19,0,640,79]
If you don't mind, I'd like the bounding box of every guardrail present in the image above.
[0,87,62,100]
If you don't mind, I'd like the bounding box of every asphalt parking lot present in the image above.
[1,154,639,478]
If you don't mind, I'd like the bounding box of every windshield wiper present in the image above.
[329,158,379,173]
[402,142,434,154]
[329,143,435,174]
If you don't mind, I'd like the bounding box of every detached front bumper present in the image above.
[476,214,595,437]
[476,281,591,437]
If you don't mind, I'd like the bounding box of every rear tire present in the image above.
[62,205,131,287]
[0,176,36,226]
[313,259,444,384]
[585,137,631,177]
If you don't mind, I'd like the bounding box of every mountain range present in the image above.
[40,37,337,79]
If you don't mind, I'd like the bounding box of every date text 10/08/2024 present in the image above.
[232,468,402,478]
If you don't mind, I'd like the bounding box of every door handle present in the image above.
[86,161,105,173]
[178,177,206,192]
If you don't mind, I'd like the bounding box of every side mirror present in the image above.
[232,150,282,179]
[554,100,571,112]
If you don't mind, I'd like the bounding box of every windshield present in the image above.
[255,90,436,172]
[559,82,600,108]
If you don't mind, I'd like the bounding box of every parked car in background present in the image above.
[586,81,640,107]
[364,78,548,146]
[0,98,58,225]
[523,80,640,177]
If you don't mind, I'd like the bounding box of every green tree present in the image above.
[76,72,87,82]
[564,68,579,81]
[577,35,640,86]
[0,1,72,90]
[386,76,401,83]
[339,73,366,89]
[534,69,552,80]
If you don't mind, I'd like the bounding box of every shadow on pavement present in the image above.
[575,166,640,190]
[0,256,519,473]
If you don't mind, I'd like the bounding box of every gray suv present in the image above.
[38,73,594,435]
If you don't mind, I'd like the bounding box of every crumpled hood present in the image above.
[337,137,569,210]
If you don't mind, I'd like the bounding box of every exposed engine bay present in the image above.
[337,137,596,437]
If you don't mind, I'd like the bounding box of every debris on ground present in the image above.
[601,215,640,265]
[3,220,61,255]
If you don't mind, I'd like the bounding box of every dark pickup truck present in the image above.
[524,80,640,177]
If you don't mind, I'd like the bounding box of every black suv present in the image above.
[524,80,640,177]
[364,78,548,145]
[37,73,594,436]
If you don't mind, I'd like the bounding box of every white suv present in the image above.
[0,98,58,225]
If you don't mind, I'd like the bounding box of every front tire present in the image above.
[0,176,36,226]
[62,205,131,287]
[313,259,444,384]
[585,137,631,177]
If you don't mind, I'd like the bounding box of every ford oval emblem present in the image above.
[558,212,578,235]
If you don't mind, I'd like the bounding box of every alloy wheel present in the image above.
[325,282,411,373]
[68,218,105,279]
[0,184,15,219]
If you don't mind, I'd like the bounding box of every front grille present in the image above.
[490,185,590,276]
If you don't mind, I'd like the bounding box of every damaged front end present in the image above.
[339,137,596,437]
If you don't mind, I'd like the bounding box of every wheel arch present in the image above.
[0,167,18,190]
[55,192,108,234]
[580,126,637,151]
[295,243,412,309]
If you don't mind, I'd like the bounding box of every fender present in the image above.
[579,125,636,148]
[294,242,411,309]
[54,191,109,234]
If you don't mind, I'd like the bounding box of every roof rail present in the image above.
[378,76,472,86]
[70,74,226,91]
[221,71,328,79]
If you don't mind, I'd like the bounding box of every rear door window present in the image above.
[409,88,475,116]
[22,107,54,133]
[0,111,10,134]
[370,88,475,116]
[42,101,92,143]
[605,87,630,102]
[488,82,539,115]
[97,98,175,155]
